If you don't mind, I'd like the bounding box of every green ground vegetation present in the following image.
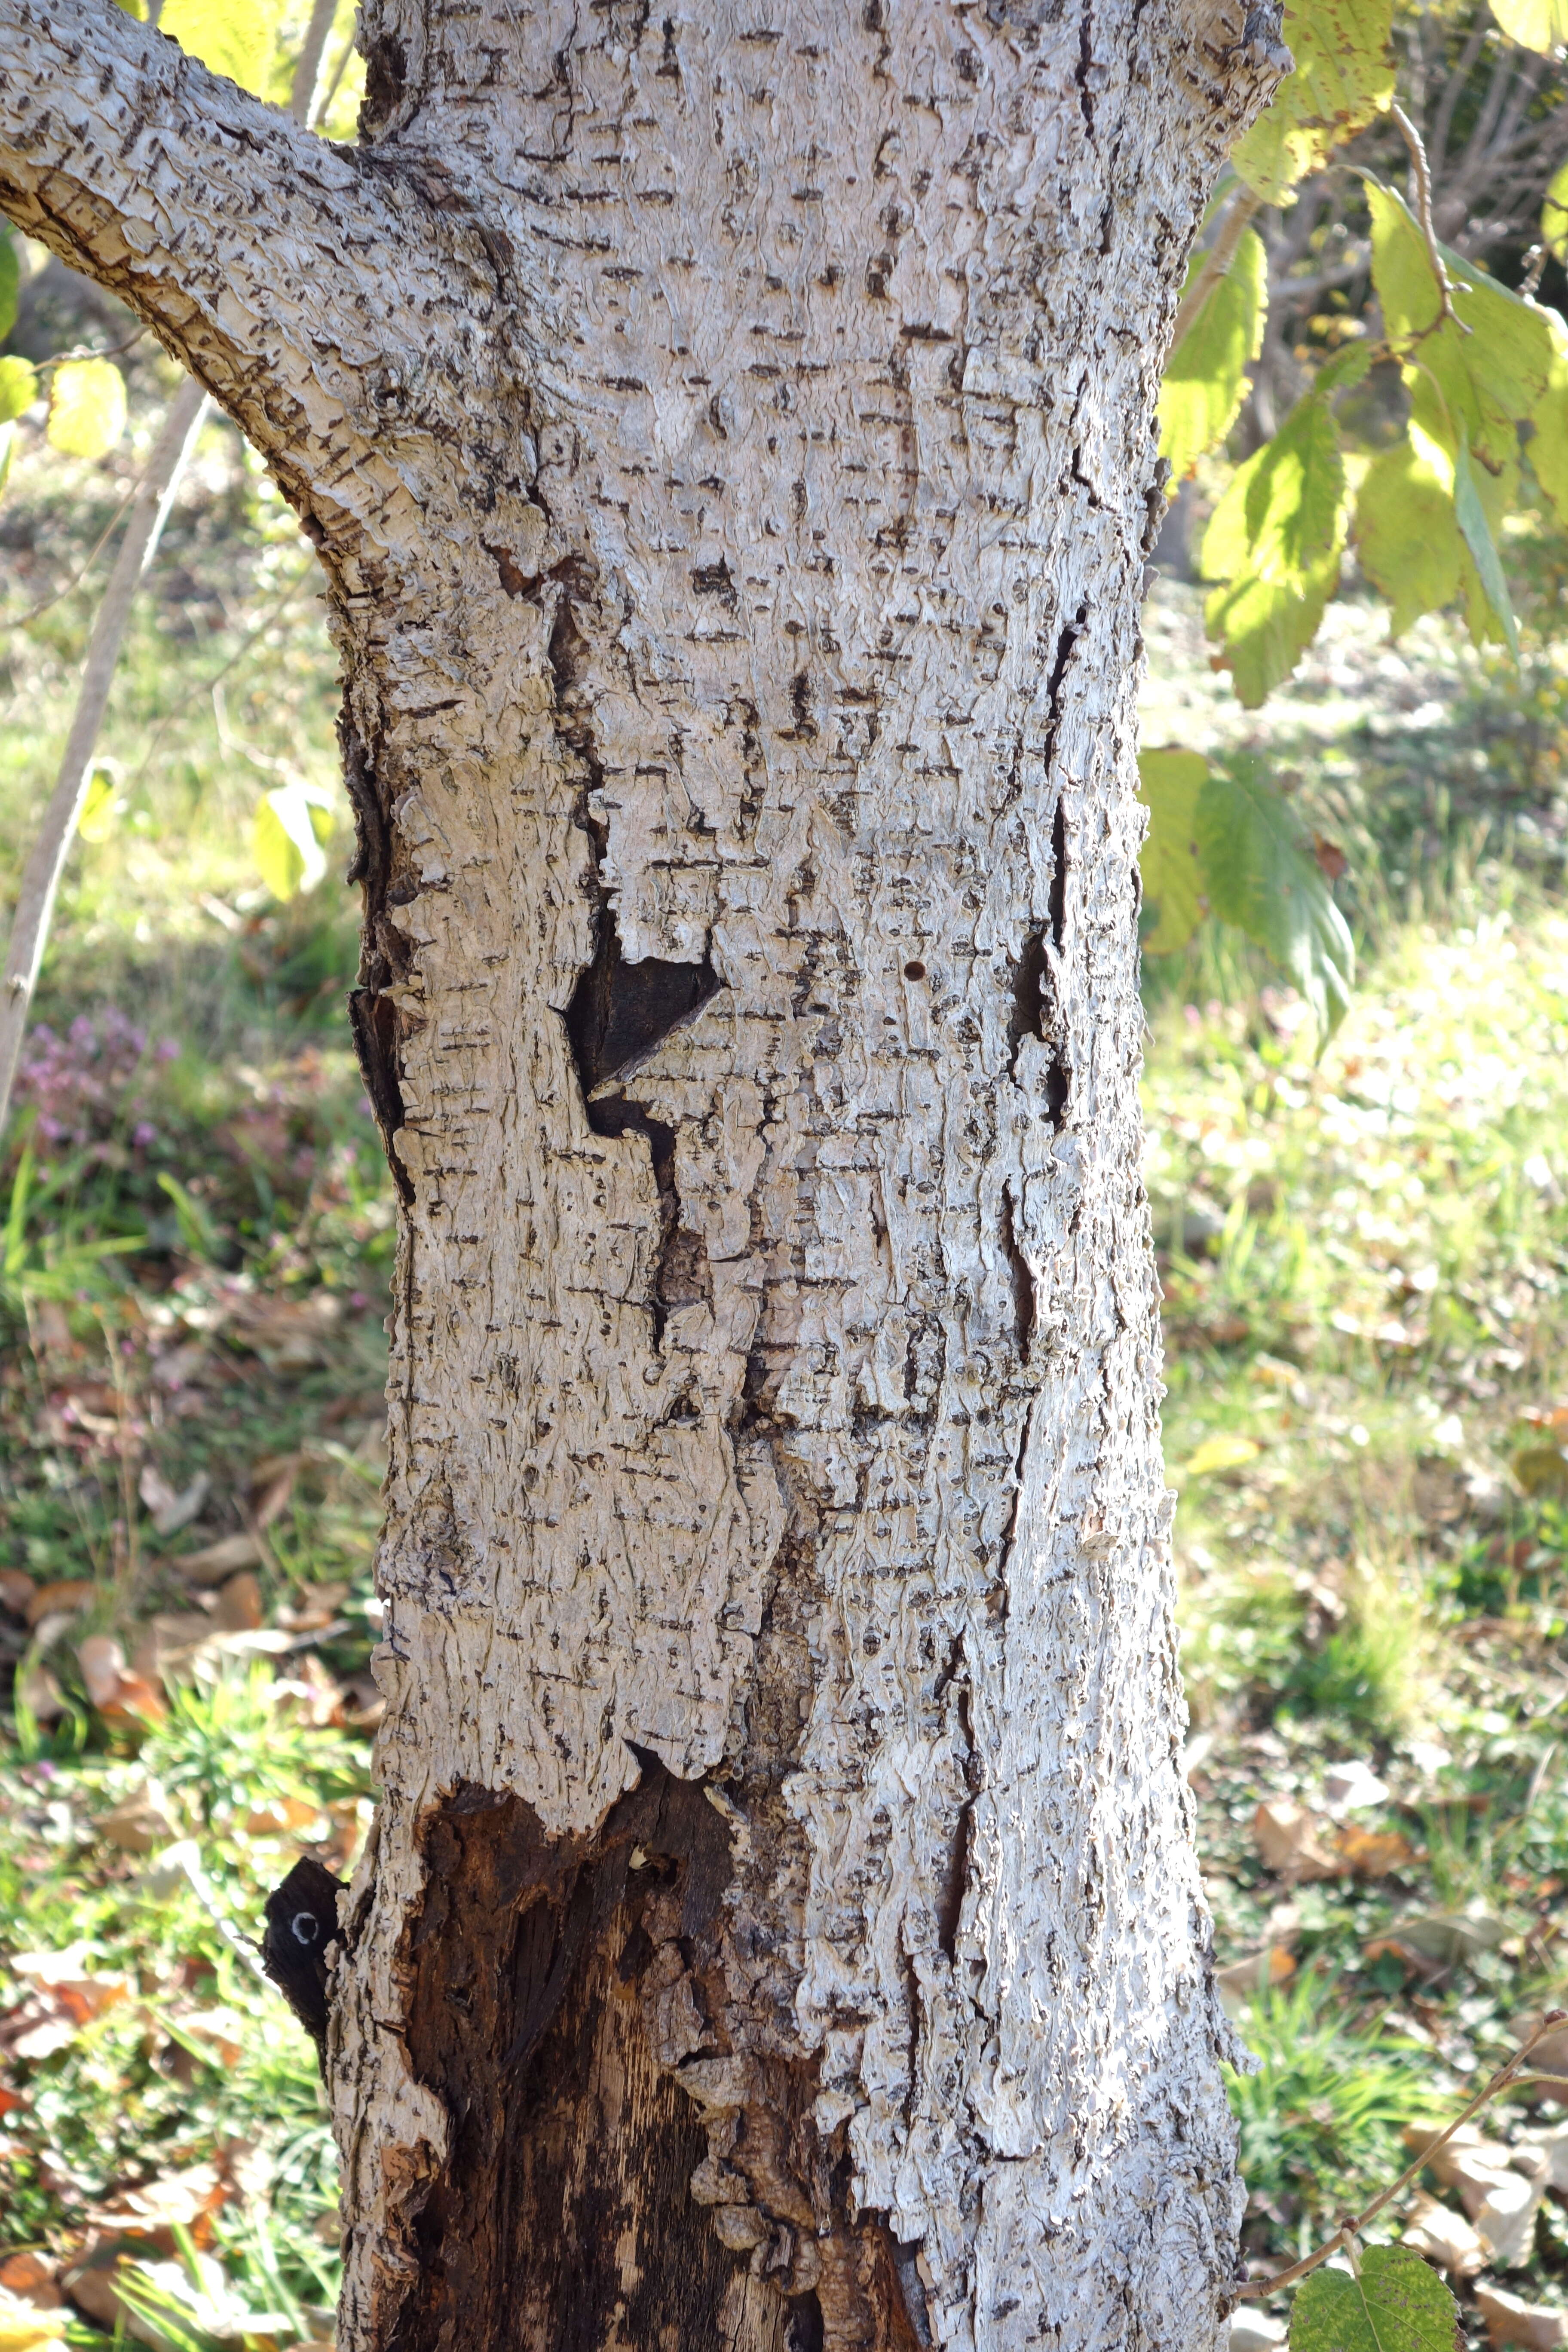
[5,361,1568,2348]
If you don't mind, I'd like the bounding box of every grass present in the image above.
[4,335,1568,2346]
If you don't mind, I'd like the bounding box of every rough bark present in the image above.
[0,6,1285,2348]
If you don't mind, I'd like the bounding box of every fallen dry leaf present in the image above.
[169,1531,263,1585]
[1338,1823,1416,1878]
[212,1571,263,1633]
[137,1464,210,1538]
[0,2257,61,2312]
[24,1579,95,1629]
[90,2159,227,2236]
[1404,2122,1544,2266]
[249,1454,300,1529]
[1401,2188,1485,2278]
[1252,1799,1342,1881]
[1214,1946,1295,2018]
[77,1636,165,1727]
[13,1661,64,1726]
[98,1780,178,1856]
[241,1795,322,1837]
[0,1571,33,1617]
[1476,2286,1568,2351]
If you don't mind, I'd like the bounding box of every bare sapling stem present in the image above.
[0,370,209,1137]
[0,36,328,1145]
[1233,2008,1567,2301]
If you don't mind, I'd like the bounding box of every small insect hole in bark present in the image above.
[903,959,926,980]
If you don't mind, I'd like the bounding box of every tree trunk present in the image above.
[0,5,1286,2346]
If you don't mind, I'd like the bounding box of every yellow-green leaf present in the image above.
[1160,230,1268,481]
[1453,428,1519,659]
[1186,1433,1261,1477]
[77,770,122,845]
[1137,749,1209,955]
[253,782,329,901]
[1202,393,1348,707]
[1231,0,1395,204]
[0,355,38,426]
[158,0,278,93]
[1488,0,1568,51]
[46,358,127,460]
[1369,181,1557,474]
[1355,423,1463,638]
[1545,158,1568,263]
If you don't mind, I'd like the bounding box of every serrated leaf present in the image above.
[1369,183,1558,475]
[1231,0,1395,204]
[1196,759,1354,1034]
[157,0,278,93]
[46,358,126,460]
[0,355,38,426]
[77,770,121,845]
[253,782,328,901]
[1452,428,1519,658]
[1354,424,1463,638]
[1160,230,1268,481]
[1488,0,1568,51]
[1137,749,1209,954]
[1201,394,1348,707]
[1289,2245,1461,2352]
[0,228,19,345]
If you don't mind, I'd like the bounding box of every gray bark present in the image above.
[0,4,1284,2346]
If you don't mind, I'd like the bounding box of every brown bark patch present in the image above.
[391,1766,747,2352]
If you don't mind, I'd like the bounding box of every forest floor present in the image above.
[3,364,1568,2347]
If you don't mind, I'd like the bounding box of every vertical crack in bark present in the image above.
[1000,1183,1036,1364]
[341,706,414,1204]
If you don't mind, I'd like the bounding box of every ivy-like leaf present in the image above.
[46,358,126,460]
[0,355,38,426]
[1231,0,1395,205]
[1160,230,1268,482]
[157,0,279,93]
[1196,759,1354,1035]
[1487,0,1568,52]
[1452,428,1519,659]
[1137,749,1209,955]
[0,227,19,346]
[1201,394,1348,708]
[1288,2245,1461,2352]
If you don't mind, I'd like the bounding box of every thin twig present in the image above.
[1390,103,1468,334]
[1171,186,1264,350]
[7,476,144,628]
[36,325,151,373]
[1234,2009,1567,2300]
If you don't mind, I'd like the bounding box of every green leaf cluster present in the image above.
[1139,748,1354,1036]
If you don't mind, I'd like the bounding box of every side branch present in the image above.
[0,0,498,541]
